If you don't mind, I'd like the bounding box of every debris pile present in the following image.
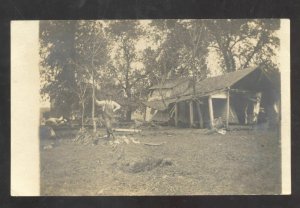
[71,129,166,147]
[206,117,227,135]
[108,135,166,148]
[73,128,102,145]
[43,142,56,150]
[108,136,141,147]
[121,157,173,173]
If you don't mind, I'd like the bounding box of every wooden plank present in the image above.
[189,100,194,128]
[196,101,204,128]
[208,96,214,128]
[226,90,230,128]
[175,102,178,127]
[143,141,166,146]
[211,92,227,99]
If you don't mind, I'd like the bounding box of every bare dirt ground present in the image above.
[40,126,281,195]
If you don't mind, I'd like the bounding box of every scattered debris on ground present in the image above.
[205,117,227,135]
[72,127,144,146]
[43,143,55,150]
[108,136,140,146]
[72,128,103,145]
[42,141,60,150]
[107,135,166,147]
[206,128,227,135]
[41,127,281,195]
[216,129,227,135]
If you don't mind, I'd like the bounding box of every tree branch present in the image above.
[241,35,264,69]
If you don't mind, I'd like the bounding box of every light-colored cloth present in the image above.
[244,92,262,124]
[45,116,66,126]
[96,100,121,118]
[95,99,121,136]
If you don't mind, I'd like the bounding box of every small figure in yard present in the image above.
[96,93,121,139]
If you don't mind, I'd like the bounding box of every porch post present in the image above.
[196,101,204,128]
[189,100,194,128]
[226,90,230,129]
[175,102,178,127]
[208,95,214,128]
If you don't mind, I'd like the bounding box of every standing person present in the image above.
[95,94,121,139]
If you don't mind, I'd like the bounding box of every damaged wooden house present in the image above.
[143,66,280,129]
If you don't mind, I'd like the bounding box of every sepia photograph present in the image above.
[11,19,290,196]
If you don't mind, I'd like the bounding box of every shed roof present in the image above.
[143,97,176,111]
[185,66,258,96]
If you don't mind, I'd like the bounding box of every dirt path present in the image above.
[40,127,281,195]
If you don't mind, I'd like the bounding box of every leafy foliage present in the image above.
[107,20,152,120]
[205,19,280,72]
[40,20,78,117]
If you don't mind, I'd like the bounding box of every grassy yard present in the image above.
[40,127,281,195]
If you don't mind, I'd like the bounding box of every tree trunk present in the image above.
[192,75,196,96]
[126,109,132,121]
[81,102,85,130]
[125,89,132,122]
[222,49,236,72]
[174,102,178,127]
[91,69,97,133]
[143,106,147,121]
[242,37,263,69]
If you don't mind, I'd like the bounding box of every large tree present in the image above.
[73,21,109,132]
[205,19,280,72]
[40,20,78,118]
[40,20,109,132]
[145,20,210,97]
[107,20,152,121]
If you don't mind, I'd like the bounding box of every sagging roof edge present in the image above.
[144,66,276,110]
[143,88,227,110]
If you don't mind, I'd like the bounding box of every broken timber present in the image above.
[143,141,166,146]
[114,128,142,133]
